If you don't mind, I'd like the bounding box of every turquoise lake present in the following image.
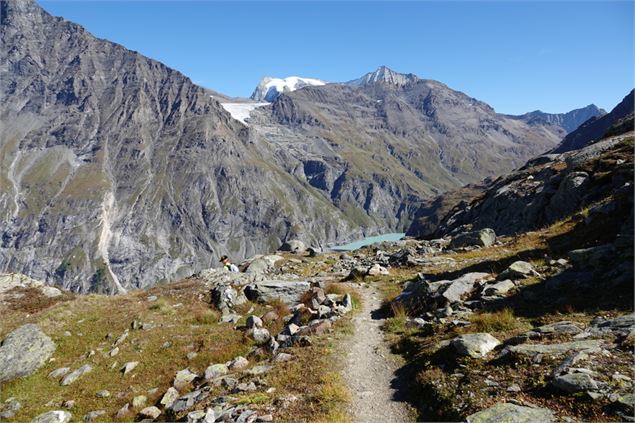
[330,233,406,251]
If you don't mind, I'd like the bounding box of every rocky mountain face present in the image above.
[0,0,375,293]
[508,104,605,133]
[0,0,601,294]
[552,89,634,153]
[406,95,634,239]
[251,66,566,195]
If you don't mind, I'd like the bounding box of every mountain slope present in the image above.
[552,90,634,153]
[252,66,564,192]
[0,0,398,293]
[508,104,606,133]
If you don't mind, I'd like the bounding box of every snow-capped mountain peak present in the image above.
[250,76,326,102]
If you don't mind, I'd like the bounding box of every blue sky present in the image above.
[39,1,634,114]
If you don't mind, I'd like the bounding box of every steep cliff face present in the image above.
[0,0,385,293]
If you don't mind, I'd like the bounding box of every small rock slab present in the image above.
[139,406,161,419]
[553,373,598,393]
[174,368,198,389]
[0,324,56,382]
[452,333,501,358]
[60,364,92,386]
[466,402,555,423]
[505,340,603,356]
[31,411,72,423]
[204,363,228,380]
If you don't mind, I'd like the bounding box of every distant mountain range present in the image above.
[507,104,606,133]
[0,0,607,293]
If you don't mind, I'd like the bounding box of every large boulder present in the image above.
[451,333,501,358]
[0,324,56,382]
[279,240,306,254]
[553,372,599,393]
[450,229,496,249]
[466,402,555,423]
[244,255,284,275]
[441,272,491,304]
[244,280,311,305]
[211,285,246,311]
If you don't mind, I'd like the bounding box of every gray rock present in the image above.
[160,387,179,408]
[466,402,555,423]
[553,372,598,393]
[504,340,603,356]
[249,327,271,345]
[139,406,161,419]
[244,255,284,275]
[115,404,131,420]
[31,411,72,423]
[204,363,228,380]
[0,324,56,382]
[0,398,22,419]
[82,410,105,421]
[96,390,110,398]
[274,352,293,362]
[174,368,198,389]
[243,281,311,305]
[60,364,92,386]
[614,393,635,415]
[212,285,242,311]
[113,330,129,347]
[246,315,263,328]
[442,272,490,304]
[568,244,615,269]
[121,361,139,376]
[483,279,515,296]
[228,356,249,371]
[450,229,496,249]
[221,313,241,323]
[451,333,501,358]
[279,240,306,254]
[170,390,210,413]
[499,261,535,279]
[48,367,70,379]
[534,321,583,335]
[589,313,635,337]
[132,395,147,408]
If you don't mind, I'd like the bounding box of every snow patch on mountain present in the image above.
[220,102,269,125]
[250,76,326,102]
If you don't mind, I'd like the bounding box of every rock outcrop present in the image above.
[0,324,56,382]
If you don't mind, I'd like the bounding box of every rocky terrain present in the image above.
[1,129,632,420]
[0,0,606,293]
[407,89,634,239]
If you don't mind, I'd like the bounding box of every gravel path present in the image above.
[342,283,414,423]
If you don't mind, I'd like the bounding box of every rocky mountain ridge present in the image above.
[507,103,606,133]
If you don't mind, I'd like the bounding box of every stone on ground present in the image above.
[139,406,161,419]
[204,363,228,380]
[174,368,198,389]
[0,324,56,382]
[31,411,72,423]
[451,333,501,358]
[60,364,92,386]
[553,372,599,393]
[279,240,306,254]
[466,402,555,423]
[450,228,496,249]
